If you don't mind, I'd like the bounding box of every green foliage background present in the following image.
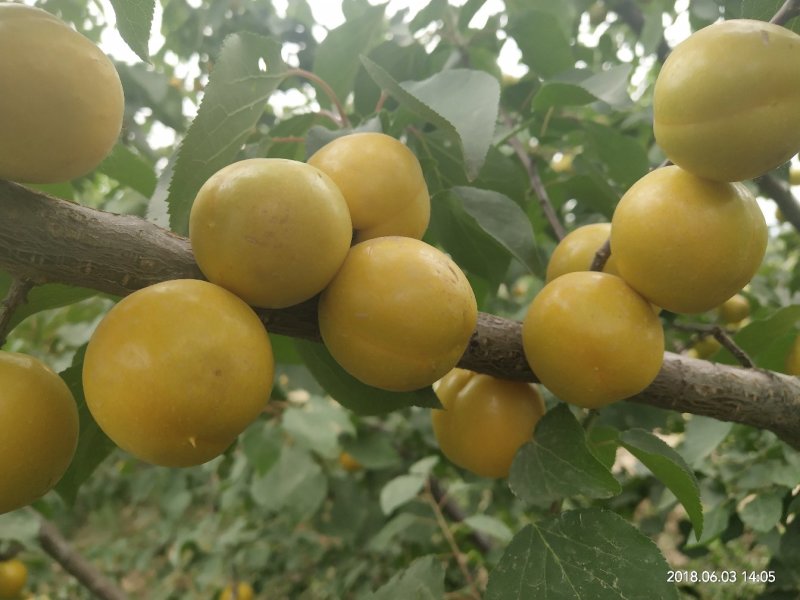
[3,0,800,598]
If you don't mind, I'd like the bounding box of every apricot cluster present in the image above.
[523,19,780,410]
[81,132,477,469]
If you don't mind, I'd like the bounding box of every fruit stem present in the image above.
[589,239,611,272]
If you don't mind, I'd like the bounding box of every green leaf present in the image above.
[429,191,511,285]
[738,490,785,533]
[107,0,154,62]
[509,404,621,504]
[361,58,499,179]
[55,348,117,506]
[380,474,425,515]
[341,430,402,470]
[678,416,732,469]
[409,456,439,477]
[485,508,680,600]
[464,514,514,543]
[312,4,385,109]
[367,555,445,600]
[719,305,800,370]
[587,425,620,470]
[166,33,286,234]
[249,445,327,521]
[583,122,650,189]
[293,339,441,416]
[98,143,157,198]
[507,9,573,78]
[620,429,704,539]
[686,501,732,547]
[532,66,633,111]
[450,186,544,275]
[239,420,282,475]
[281,396,355,459]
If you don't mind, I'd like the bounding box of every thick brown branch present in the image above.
[38,518,127,600]
[3,181,800,449]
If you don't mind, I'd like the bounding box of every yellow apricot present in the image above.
[308,133,430,242]
[522,272,664,409]
[786,335,800,375]
[0,558,27,599]
[83,279,274,467]
[189,158,352,309]
[611,166,767,314]
[432,369,545,478]
[546,223,619,282]
[219,582,254,600]
[0,3,123,183]
[717,293,750,324]
[653,19,800,182]
[338,451,363,473]
[0,352,78,514]
[318,237,477,392]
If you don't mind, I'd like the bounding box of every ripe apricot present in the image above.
[190,158,352,309]
[308,132,430,242]
[611,166,767,314]
[0,3,123,183]
[653,19,800,182]
[318,237,477,392]
[338,451,363,473]
[219,582,254,600]
[83,279,274,467]
[786,335,800,375]
[717,293,750,325]
[432,369,545,478]
[0,352,78,514]
[0,558,27,599]
[546,223,619,282]
[522,272,664,409]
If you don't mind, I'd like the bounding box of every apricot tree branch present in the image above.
[757,173,800,233]
[771,0,800,25]
[38,518,127,600]
[0,277,34,347]
[3,180,800,449]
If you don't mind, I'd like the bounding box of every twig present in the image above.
[428,477,493,555]
[757,173,800,233]
[770,0,800,25]
[286,68,350,128]
[38,518,127,600]
[0,277,34,347]
[672,323,755,369]
[589,239,611,272]
[423,480,481,600]
[502,114,566,241]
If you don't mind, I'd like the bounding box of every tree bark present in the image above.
[3,180,800,449]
